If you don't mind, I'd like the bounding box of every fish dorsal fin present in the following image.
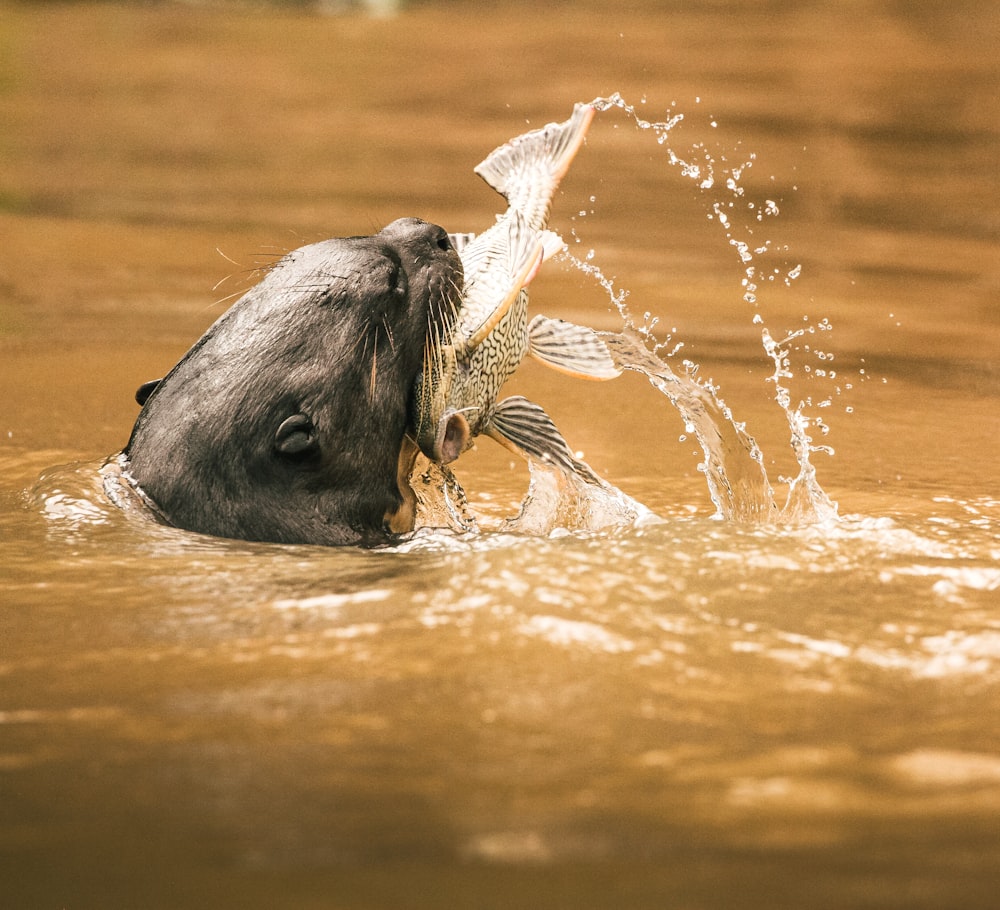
[459,210,546,350]
[527,315,622,380]
[485,395,600,484]
[474,103,596,231]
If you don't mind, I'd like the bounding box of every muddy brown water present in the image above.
[2,2,999,908]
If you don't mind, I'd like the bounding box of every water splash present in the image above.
[412,453,657,537]
[413,93,838,538]
[599,330,777,522]
[501,460,658,535]
[570,92,838,523]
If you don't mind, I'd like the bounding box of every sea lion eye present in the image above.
[274,413,319,458]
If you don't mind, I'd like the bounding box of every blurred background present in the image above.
[3,0,996,476]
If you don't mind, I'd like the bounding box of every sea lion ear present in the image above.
[135,379,162,406]
[274,413,319,457]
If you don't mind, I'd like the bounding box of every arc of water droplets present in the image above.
[567,93,838,522]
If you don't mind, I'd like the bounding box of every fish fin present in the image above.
[539,230,565,262]
[447,232,476,254]
[486,396,601,484]
[474,103,596,230]
[463,212,546,350]
[527,315,622,380]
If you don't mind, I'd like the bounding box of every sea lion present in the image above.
[108,217,463,546]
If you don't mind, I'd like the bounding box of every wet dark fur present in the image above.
[121,218,462,546]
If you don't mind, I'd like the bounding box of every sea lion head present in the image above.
[120,217,463,546]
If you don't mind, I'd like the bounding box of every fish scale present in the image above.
[469,290,529,427]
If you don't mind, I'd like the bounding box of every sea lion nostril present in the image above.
[436,233,452,252]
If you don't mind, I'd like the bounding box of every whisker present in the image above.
[342,325,369,361]
[209,288,247,309]
[211,272,234,293]
[216,247,242,268]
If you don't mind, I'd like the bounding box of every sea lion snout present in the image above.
[379,216,455,254]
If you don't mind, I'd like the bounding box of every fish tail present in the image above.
[474,102,596,230]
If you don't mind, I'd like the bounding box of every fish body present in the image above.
[413,103,620,479]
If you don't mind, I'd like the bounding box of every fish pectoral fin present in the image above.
[486,396,601,484]
[447,232,476,254]
[527,315,623,380]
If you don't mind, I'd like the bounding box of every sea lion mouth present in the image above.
[385,437,421,535]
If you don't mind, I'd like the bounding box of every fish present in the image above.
[412,102,620,481]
